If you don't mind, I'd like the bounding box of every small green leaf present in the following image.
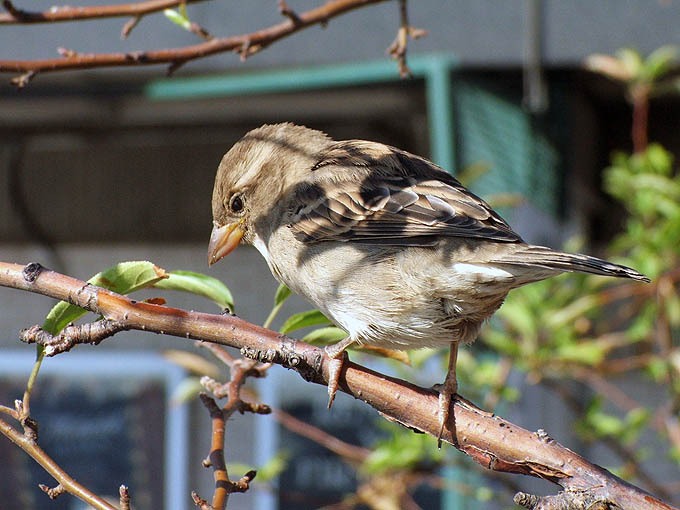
[164,8,190,29]
[642,45,677,82]
[154,270,234,311]
[274,284,291,306]
[616,48,643,80]
[263,284,292,329]
[169,377,203,406]
[256,451,289,482]
[178,1,188,19]
[301,326,347,345]
[43,261,168,335]
[279,309,331,335]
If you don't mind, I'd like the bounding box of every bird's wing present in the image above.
[288,142,523,246]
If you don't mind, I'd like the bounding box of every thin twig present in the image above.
[0,0,390,83]
[0,417,118,510]
[0,0,211,24]
[273,407,371,463]
[385,0,426,78]
[278,0,301,25]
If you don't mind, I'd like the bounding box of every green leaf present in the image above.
[274,284,292,306]
[153,270,234,311]
[362,423,442,474]
[279,309,331,335]
[178,1,188,19]
[642,45,677,82]
[256,451,289,482]
[301,326,347,345]
[43,261,168,335]
[263,284,292,329]
[163,8,190,30]
[616,48,643,80]
[555,340,607,365]
[169,377,203,406]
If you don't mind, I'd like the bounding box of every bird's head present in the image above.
[208,123,332,265]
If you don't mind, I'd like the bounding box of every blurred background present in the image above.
[1,1,679,509]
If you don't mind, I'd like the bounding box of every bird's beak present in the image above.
[208,220,245,266]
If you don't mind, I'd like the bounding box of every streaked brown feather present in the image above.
[290,142,523,246]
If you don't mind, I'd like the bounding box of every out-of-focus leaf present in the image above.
[584,53,632,81]
[256,451,289,482]
[555,341,607,366]
[646,356,669,382]
[475,487,494,502]
[153,270,234,311]
[666,291,680,327]
[616,48,643,80]
[169,377,203,406]
[163,349,222,378]
[457,162,491,187]
[301,326,347,344]
[642,45,677,82]
[546,294,599,329]
[481,330,520,357]
[358,345,410,365]
[362,423,442,474]
[280,309,331,334]
[407,348,440,368]
[43,261,168,335]
[497,298,537,338]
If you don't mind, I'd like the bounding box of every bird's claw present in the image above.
[325,347,348,409]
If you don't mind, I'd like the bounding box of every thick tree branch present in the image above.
[0,0,390,82]
[0,260,676,510]
[0,0,211,24]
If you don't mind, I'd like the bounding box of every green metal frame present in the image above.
[146,53,469,510]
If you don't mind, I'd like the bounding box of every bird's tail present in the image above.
[498,244,650,283]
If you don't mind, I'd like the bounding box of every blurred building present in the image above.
[1,1,679,509]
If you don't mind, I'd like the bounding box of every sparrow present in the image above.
[207,123,649,442]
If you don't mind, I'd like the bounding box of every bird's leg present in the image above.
[437,342,459,447]
[324,336,355,409]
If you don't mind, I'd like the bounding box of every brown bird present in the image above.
[208,123,649,442]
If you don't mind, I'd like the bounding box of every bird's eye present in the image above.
[229,193,244,214]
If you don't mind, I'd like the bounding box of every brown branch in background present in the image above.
[278,0,302,26]
[0,0,391,85]
[194,346,268,510]
[0,0,211,24]
[0,417,119,510]
[121,15,142,38]
[198,394,230,510]
[273,407,371,464]
[630,84,650,153]
[386,0,427,78]
[0,261,676,510]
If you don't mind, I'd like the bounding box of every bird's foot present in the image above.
[432,383,493,448]
[434,378,457,449]
[325,347,349,409]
